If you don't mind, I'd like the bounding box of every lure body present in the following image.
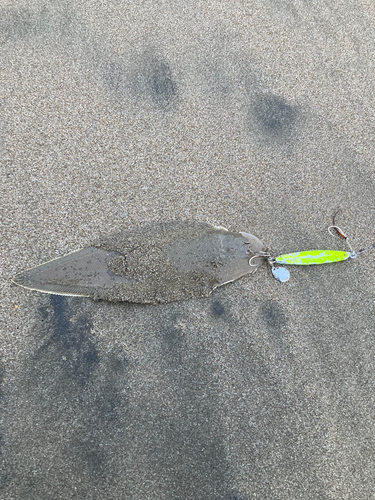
[275,250,351,266]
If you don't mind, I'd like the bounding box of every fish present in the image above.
[12,220,265,304]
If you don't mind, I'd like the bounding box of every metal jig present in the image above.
[249,212,373,282]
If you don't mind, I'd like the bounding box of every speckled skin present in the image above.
[13,221,265,303]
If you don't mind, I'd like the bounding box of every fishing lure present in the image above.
[250,215,372,282]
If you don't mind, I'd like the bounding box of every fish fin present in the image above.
[12,247,129,297]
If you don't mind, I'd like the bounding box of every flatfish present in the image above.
[12,221,265,303]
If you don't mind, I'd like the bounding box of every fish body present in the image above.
[12,221,265,303]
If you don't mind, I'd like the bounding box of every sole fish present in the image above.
[12,221,265,303]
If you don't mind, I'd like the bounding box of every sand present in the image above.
[1,0,374,498]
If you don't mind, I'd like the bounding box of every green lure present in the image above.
[275,250,351,266]
[249,217,372,283]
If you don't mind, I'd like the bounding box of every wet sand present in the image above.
[1,1,375,498]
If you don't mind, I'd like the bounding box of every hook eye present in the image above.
[328,225,348,239]
[328,225,339,237]
[328,225,356,255]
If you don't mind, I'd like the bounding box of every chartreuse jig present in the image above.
[249,215,373,283]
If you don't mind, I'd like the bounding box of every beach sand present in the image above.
[1,1,374,498]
